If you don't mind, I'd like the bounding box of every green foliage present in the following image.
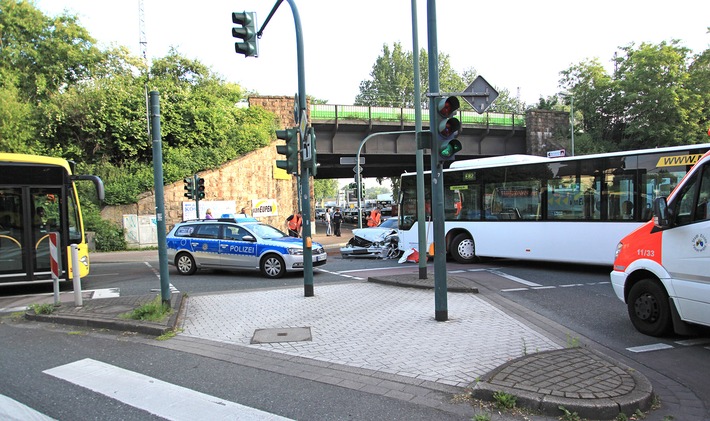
[120,295,171,322]
[560,40,710,151]
[492,391,516,409]
[355,42,468,108]
[81,201,127,252]
[314,179,338,203]
[355,42,526,113]
[29,303,55,315]
[558,406,582,421]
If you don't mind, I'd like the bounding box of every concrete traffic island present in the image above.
[471,347,654,420]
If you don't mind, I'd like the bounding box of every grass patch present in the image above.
[120,295,172,322]
[29,303,55,315]
[157,328,183,341]
[493,391,516,409]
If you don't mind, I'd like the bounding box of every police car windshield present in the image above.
[247,223,286,239]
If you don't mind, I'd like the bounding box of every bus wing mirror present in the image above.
[72,175,105,201]
[653,197,670,228]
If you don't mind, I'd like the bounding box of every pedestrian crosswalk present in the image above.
[0,394,55,421]
[1,359,292,421]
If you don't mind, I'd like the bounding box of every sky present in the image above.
[35,0,709,107]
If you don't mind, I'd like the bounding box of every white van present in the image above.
[611,150,710,336]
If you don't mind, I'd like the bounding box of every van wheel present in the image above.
[176,253,197,276]
[451,233,476,263]
[261,254,286,279]
[628,278,672,337]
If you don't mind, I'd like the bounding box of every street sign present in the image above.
[339,157,365,165]
[300,115,311,162]
[353,165,362,174]
[547,149,566,158]
[462,75,499,114]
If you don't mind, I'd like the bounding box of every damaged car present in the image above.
[340,217,402,259]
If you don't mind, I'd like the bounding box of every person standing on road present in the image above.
[287,212,302,237]
[332,208,343,237]
[367,205,381,227]
[324,208,332,236]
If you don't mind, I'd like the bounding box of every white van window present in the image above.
[693,166,710,222]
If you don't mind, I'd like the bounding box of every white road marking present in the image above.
[43,359,292,421]
[0,394,55,421]
[626,343,674,353]
[489,270,542,287]
[675,338,710,346]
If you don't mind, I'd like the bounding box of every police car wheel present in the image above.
[261,254,286,279]
[176,253,197,276]
[628,278,672,337]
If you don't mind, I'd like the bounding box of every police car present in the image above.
[166,217,327,278]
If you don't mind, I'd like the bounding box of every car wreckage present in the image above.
[340,218,402,259]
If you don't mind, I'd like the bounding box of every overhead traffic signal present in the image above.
[195,176,206,200]
[435,96,462,161]
[232,12,258,57]
[276,127,299,175]
[184,177,194,199]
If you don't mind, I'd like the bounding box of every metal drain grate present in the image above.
[250,327,312,344]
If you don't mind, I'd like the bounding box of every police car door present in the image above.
[192,224,222,268]
[220,224,257,268]
[663,163,710,327]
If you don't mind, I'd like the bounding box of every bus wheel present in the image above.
[261,254,286,279]
[176,253,197,276]
[451,233,476,263]
[628,278,672,337]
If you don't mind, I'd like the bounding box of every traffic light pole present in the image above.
[411,0,428,280]
[285,0,313,297]
[149,91,171,307]
[427,0,448,321]
[257,0,312,297]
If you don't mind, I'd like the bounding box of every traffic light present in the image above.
[232,12,258,57]
[435,96,462,161]
[276,128,299,175]
[184,177,194,199]
[195,176,205,200]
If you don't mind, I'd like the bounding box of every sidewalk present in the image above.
[23,260,656,420]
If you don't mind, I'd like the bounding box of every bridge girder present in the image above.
[311,120,526,179]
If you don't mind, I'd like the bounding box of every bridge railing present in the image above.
[310,104,526,127]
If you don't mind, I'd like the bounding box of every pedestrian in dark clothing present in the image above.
[332,208,343,237]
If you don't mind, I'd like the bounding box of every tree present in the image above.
[559,40,710,152]
[314,179,338,204]
[355,42,466,108]
[0,0,102,103]
[614,41,699,149]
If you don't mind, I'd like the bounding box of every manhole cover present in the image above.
[251,327,312,344]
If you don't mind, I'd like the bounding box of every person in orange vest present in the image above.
[367,205,381,227]
[286,212,302,237]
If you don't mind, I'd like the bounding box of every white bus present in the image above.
[397,144,710,266]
